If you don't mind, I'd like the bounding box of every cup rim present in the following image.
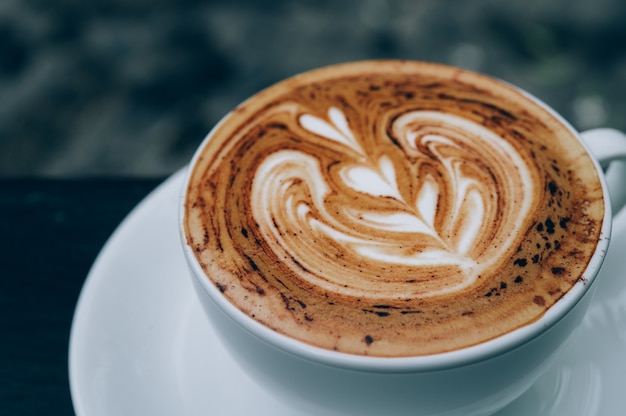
[178,59,612,373]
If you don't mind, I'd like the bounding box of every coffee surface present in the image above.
[184,61,604,356]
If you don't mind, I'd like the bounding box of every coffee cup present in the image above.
[179,60,626,415]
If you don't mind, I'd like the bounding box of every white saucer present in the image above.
[69,169,626,416]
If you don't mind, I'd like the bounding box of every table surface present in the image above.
[0,177,166,416]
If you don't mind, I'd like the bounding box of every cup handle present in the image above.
[580,128,626,214]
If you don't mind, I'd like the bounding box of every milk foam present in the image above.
[185,61,605,356]
[250,107,536,298]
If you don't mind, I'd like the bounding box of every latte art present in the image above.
[252,108,536,299]
[184,61,604,357]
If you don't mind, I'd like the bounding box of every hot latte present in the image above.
[183,61,604,357]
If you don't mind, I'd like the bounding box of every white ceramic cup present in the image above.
[179,64,626,416]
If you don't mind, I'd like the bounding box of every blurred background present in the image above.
[1,0,625,177]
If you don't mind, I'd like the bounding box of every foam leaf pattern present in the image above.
[251,107,535,298]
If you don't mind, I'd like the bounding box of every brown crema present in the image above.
[184,61,604,357]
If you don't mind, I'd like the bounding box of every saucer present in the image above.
[69,169,626,416]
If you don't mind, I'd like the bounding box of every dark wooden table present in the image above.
[0,177,166,416]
